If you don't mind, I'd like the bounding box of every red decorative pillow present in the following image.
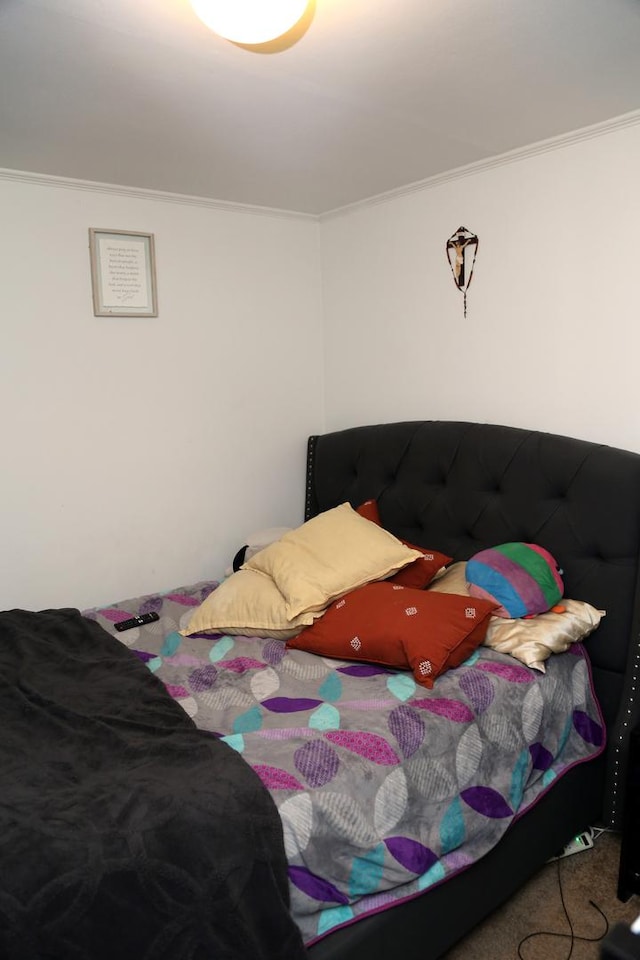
[402,592,496,687]
[286,582,496,688]
[356,501,451,588]
[386,544,452,589]
[355,499,381,524]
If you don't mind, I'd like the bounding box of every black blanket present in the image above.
[0,608,306,960]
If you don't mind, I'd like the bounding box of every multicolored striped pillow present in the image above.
[466,542,563,618]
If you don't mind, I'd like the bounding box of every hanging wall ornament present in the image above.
[446,226,478,318]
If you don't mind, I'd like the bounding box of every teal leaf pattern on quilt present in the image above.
[317,904,355,935]
[349,843,386,896]
[387,673,416,701]
[440,797,465,854]
[309,703,341,730]
[318,673,343,702]
[509,749,530,809]
[221,733,245,753]
[418,860,446,890]
[462,649,481,667]
[208,637,235,662]
[233,705,263,735]
[160,632,182,657]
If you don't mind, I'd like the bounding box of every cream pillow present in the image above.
[428,561,605,672]
[428,561,469,596]
[181,569,318,640]
[244,502,424,620]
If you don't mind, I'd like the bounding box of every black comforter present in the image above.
[0,608,306,960]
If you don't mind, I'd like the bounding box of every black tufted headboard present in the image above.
[305,421,640,828]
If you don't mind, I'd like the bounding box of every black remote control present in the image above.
[114,612,160,632]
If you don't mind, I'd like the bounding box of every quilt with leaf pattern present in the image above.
[85,580,605,946]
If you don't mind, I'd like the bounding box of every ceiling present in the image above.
[2,0,640,216]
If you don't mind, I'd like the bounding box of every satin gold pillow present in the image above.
[428,562,604,672]
[244,502,423,620]
[481,598,604,671]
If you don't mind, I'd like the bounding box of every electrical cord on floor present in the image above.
[591,827,615,841]
[517,836,610,960]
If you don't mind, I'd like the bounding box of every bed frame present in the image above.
[303,420,640,960]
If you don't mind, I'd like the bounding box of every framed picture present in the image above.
[89,228,158,317]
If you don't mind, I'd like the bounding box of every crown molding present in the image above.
[2,107,640,222]
[0,167,317,222]
[320,108,640,221]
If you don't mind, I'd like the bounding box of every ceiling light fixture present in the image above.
[190,0,309,45]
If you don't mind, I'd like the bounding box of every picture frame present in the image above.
[88,228,158,317]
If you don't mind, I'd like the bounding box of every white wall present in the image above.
[4,116,640,611]
[319,120,640,452]
[0,176,324,610]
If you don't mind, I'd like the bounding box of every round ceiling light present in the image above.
[190,0,308,44]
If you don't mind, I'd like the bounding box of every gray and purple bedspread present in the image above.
[85,579,605,946]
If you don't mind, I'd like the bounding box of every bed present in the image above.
[3,420,640,960]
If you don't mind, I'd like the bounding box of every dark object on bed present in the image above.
[0,608,306,960]
[304,420,640,960]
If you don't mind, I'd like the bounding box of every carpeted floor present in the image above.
[444,830,640,960]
